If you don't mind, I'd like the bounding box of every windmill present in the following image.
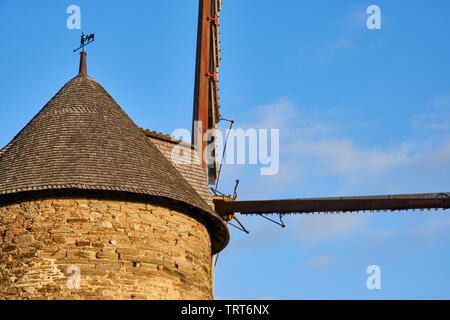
[0,0,447,302]
[192,0,449,233]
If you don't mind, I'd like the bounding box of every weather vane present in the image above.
[73,32,95,53]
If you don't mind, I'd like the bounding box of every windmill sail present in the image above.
[199,4,449,220]
[193,0,222,185]
[214,192,450,216]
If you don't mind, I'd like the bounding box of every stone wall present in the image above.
[0,193,213,300]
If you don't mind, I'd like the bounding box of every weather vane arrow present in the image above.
[73,32,95,53]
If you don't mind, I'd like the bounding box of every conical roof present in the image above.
[0,54,228,253]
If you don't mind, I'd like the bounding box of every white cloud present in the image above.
[302,254,336,271]
[228,98,450,245]
[289,138,413,179]
[426,122,450,131]
[413,94,450,132]
[240,98,450,193]
[432,94,450,108]
[408,216,450,241]
[292,38,356,67]
[292,213,367,246]
[340,213,450,261]
[343,10,367,28]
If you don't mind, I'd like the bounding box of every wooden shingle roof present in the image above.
[0,69,229,253]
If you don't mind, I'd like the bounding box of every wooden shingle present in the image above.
[0,74,229,253]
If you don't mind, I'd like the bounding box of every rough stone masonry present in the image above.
[0,193,214,300]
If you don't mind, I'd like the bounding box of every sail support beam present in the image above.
[214,193,450,216]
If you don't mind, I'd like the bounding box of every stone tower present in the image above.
[0,52,229,300]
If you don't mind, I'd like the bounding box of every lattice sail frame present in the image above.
[193,0,222,185]
[214,193,450,217]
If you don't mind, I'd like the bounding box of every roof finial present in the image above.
[78,51,87,76]
[73,32,95,77]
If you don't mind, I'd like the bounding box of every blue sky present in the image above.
[1,0,449,299]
